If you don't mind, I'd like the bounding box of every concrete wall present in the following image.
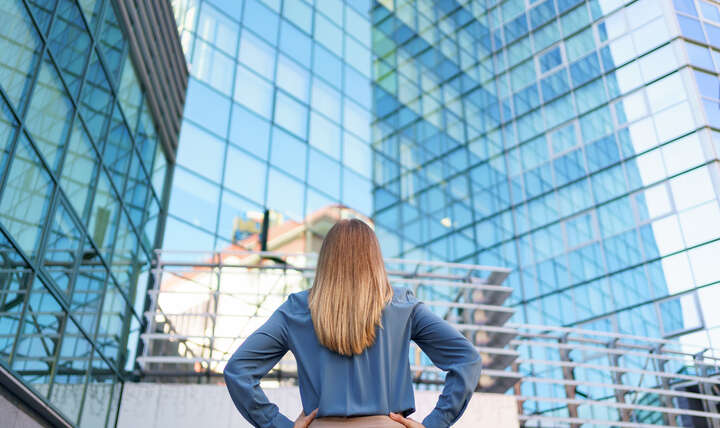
[0,389,48,428]
[117,383,519,428]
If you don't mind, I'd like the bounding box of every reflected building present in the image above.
[0,0,187,426]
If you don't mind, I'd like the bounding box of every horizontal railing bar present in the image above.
[516,395,720,419]
[518,415,678,428]
[520,376,720,402]
[518,358,720,384]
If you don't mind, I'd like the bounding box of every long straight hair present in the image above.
[308,218,393,356]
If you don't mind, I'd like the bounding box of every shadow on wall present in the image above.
[116,384,519,428]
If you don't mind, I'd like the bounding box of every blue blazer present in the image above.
[223,286,483,428]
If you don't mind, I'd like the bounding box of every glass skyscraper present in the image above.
[169,0,720,350]
[0,0,186,426]
[370,0,720,351]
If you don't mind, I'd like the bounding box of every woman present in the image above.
[223,218,482,428]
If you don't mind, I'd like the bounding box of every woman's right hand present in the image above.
[389,412,425,427]
[294,408,318,428]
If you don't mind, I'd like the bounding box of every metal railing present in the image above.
[137,250,720,427]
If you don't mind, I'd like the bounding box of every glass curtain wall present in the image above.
[370,0,720,416]
[167,0,375,252]
[0,0,170,426]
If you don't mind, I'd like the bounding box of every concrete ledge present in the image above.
[118,383,519,428]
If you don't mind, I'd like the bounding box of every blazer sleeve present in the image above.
[223,306,293,428]
[410,297,483,428]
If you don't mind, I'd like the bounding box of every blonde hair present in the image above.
[308,218,393,356]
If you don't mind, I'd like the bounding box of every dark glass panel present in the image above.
[25,0,57,35]
[97,2,126,84]
[0,1,43,111]
[80,52,114,147]
[47,0,92,98]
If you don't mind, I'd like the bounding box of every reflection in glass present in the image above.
[0,134,53,258]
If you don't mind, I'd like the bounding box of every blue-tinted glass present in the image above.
[168,167,220,233]
[274,91,308,138]
[224,145,266,204]
[694,69,720,99]
[313,44,343,88]
[26,0,57,34]
[266,167,304,221]
[124,150,151,228]
[677,15,706,42]
[198,2,239,55]
[229,104,271,160]
[270,126,307,180]
[176,121,226,183]
[218,190,262,244]
[308,148,340,199]
[585,135,619,172]
[234,65,274,118]
[280,20,312,66]
[540,69,570,101]
[239,29,276,77]
[81,52,113,146]
[539,47,562,73]
[0,1,43,111]
[60,119,99,219]
[43,200,83,298]
[12,277,65,395]
[530,0,555,29]
[569,53,601,87]
[97,2,127,84]
[0,96,18,180]
[184,78,231,137]
[0,133,54,258]
[674,0,698,16]
[48,0,91,98]
[25,56,74,172]
[705,23,720,47]
[243,0,279,45]
[77,0,104,34]
[103,104,132,192]
[700,1,720,22]
[277,54,310,102]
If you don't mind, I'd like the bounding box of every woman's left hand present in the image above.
[294,408,319,428]
[389,412,425,427]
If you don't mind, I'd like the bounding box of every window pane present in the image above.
[0,134,53,258]
[60,120,99,219]
[80,52,114,146]
[270,126,307,179]
[177,120,226,183]
[224,145,266,204]
[234,65,273,118]
[47,0,91,98]
[274,91,308,138]
[117,59,143,134]
[0,1,42,111]
[25,56,74,172]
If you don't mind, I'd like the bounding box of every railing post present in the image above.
[558,333,580,428]
[608,338,634,423]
